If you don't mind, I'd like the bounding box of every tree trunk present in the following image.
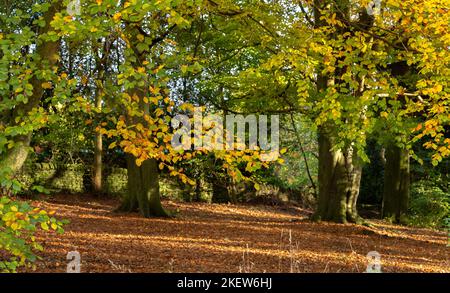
[92,38,110,194]
[118,155,169,217]
[313,130,363,223]
[93,129,103,193]
[0,135,31,173]
[382,143,410,223]
[117,93,169,217]
[0,3,61,174]
[92,81,104,194]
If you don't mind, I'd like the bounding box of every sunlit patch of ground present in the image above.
[25,194,449,273]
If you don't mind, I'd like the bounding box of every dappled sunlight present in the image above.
[363,221,448,246]
[25,195,448,273]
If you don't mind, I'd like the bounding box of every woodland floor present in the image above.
[25,194,449,273]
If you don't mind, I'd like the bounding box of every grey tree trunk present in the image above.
[93,129,103,193]
[119,154,168,217]
[313,129,363,223]
[382,143,410,223]
[93,69,105,194]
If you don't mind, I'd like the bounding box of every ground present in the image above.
[26,194,449,273]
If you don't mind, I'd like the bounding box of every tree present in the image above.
[92,38,110,194]
[380,60,418,222]
[3,0,447,223]
[60,1,270,217]
[197,0,449,223]
[0,0,62,174]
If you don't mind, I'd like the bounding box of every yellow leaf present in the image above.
[41,82,52,89]
[150,97,160,104]
[150,86,160,94]
[113,12,122,22]
[136,158,145,167]
[41,222,49,231]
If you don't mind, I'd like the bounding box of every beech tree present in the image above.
[1,0,447,222]
[0,0,62,174]
[48,0,274,217]
[196,0,449,223]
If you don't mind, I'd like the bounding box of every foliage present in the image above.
[407,180,450,228]
[0,1,65,167]
[33,108,93,165]
[104,167,128,197]
[0,196,66,272]
[274,115,318,192]
[0,0,449,226]
[0,167,22,198]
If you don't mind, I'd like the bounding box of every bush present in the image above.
[51,164,85,194]
[105,168,128,196]
[408,180,450,228]
[0,197,67,272]
[1,167,67,272]
[16,163,84,195]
